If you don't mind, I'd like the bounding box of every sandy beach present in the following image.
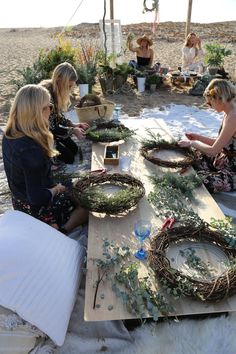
[0,21,235,125]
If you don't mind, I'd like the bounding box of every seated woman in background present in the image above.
[178,79,236,193]
[40,62,89,164]
[2,84,88,234]
[127,34,154,69]
[182,32,204,72]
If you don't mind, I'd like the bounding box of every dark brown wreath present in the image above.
[140,142,194,168]
[149,225,236,302]
[85,121,134,142]
[73,173,145,214]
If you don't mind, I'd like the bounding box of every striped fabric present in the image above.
[0,210,84,346]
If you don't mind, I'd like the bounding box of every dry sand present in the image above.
[0,21,235,127]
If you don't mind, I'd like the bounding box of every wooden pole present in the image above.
[110,0,114,20]
[185,0,193,37]
[110,0,115,58]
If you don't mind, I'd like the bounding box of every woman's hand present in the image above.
[52,183,66,197]
[185,132,198,140]
[73,127,86,139]
[74,122,90,130]
[178,140,192,148]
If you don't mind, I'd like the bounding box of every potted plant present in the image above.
[205,43,232,76]
[98,62,134,94]
[75,62,97,97]
[134,67,148,93]
[146,74,162,92]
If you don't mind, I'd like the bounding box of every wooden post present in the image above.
[110,0,114,20]
[185,0,193,37]
[110,0,115,59]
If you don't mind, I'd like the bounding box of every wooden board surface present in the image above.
[84,118,235,322]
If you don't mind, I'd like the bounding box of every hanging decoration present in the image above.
[143,0,160,33]
[142,0,159,13]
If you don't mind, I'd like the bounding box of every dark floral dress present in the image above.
[193,136,236,193]
[41,82,78,164]
[12,193,75,227]
[2,135,76,228]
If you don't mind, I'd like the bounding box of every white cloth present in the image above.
[0,210,85,346]
[182,46,204,71]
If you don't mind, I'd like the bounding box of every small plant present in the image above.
[135,67,148,78]
[75,62,97,85]
[205,43,232,68]
[146,74,162,86]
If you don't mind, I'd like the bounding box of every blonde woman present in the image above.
[179,79,236,193]
[2,84,88,233]
[182,32,204,71]
[127,34,154,69]
[40,62,89,164]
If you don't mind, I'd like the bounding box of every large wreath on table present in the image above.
[73,173,145,214]
[85,121,134,142]
[149,225,236,302]
[140,140,194,168]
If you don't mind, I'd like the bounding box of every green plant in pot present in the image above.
[205,43,232,76]
[75,62,97,93]
[113,63,134,90]
[146,74,162,92]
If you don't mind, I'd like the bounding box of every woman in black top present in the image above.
[40,62,89,164]
[127,34,154,69]
[2,84,88,233]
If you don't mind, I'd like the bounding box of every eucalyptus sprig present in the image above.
[150,172,202,200]
[93,239,131,309]
[112,263,175,320]
[180,248,216,279]
[148,172,205,227]
[210,217,236,248]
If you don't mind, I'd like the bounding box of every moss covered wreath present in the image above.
[149,225,236,302]
[86,121,134,142]
[73,173,145,214]
[140,140,194,168]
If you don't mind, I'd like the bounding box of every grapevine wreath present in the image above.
[140,140,194,168]
[86,121,134,143]
[73,173,145,214]
[149,225,236,302]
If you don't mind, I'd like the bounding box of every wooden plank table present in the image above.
[84,118,236,321]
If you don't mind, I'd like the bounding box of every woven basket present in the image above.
[74,100,115,124]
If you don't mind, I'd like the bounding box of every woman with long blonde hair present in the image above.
[182,32,204,71]
[179,79,236,193]
[2,84,88,233]
[40,62,89,164]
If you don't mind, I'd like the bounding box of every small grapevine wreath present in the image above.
[143,0,159,13]
[73,173,145,214]
[149,225,236,302]
[86,121,134,142]
[140,141,194,168]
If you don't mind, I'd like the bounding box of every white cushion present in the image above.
[0,210,84,346]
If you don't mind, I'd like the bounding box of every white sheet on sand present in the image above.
[0,210,84,346]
